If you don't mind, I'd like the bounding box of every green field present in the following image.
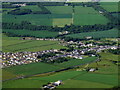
[66,29,118,39]
[3,14,53,26]
[53,18,73,27]
[100,2,119,12]
[54,56,97,68]
[46,6,73,14]
[3,29,59,38]
[73,6,110,25]
[20,5,42,11]
[3,70,117,88]
[2,34,65,52]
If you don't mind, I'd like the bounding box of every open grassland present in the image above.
[2,34,65,52]
[3,29,59,38]
[66,29,118,39]
[53,18,73,27]
[2,56,96,80]
[3,70,117,88]
[100,2,119,12]
[54,56,97,68]
[3,14,53,26]
[20,5,42,11]
[46,6,73,14]
[73,6,110,25]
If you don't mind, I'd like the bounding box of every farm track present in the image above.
[2,58,99,82]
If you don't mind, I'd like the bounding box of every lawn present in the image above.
[66,29,119,39]
[53,18,73,27]
[2,33,66,52]
[100,2,119,12]
[73,6,110,25]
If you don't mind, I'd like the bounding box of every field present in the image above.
[2,34,66,52]
[73,6,110,25]
[3,70,117,88]
[20,5,42,11]
[2,5,110,27]
[3,29,59,38]
[53,18,73,27]
[100,2,119,12]
[66,29,118,39]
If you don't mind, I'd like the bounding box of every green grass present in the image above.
[3,29,59,38]
[2,33,66,52]
[46,6,73,14]
[53,18,73,27]
[3,14,53,26]
[2,62,61,77]
[58,80,113,88]
[20,5,42,11]
[54,56,97,68]
[66,29,118,39]
[100,2,119,12]
[73,6,110,25]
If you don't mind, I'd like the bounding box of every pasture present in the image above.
[73,6,110,25]
[53,18,73,27]
[20,5,42,11]
[46,6,73,14]
[2,33,66,52]
[66,29,118,39]
[100,2,119,12]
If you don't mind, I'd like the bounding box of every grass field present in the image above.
[66,29,118,39]
[53,18,73,27]
[54,56,97,68]
[20,5,42,11]
[73,6,110,25]
[3,14,53,26]
[2,33,66,52]
[46,6,73,14]
[100,2,119,12]
[3,29,59,38]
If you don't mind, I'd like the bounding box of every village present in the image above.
[1,37,118,68]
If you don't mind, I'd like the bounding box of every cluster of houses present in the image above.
[1,49,59,68]
[42,80,62,90]
[12,3,26,7]
[21,37,63,41]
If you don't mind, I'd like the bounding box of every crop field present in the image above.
[3,70,118,88]
[73,6,110,25]
[54,56,97,68]
[66,29,118,39]
[100,2,119,12]
[3,14,53,26]
[3,29,59,38]
[2,34,66,52]
[53,18,73,27]
[46,6,73,14]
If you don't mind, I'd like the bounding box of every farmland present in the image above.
[2,34,66,52]
[3,29,59,38]
[66,29,118,39]
[20,5,42,11]
[100,2,119,12]
[73,6,110,25]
